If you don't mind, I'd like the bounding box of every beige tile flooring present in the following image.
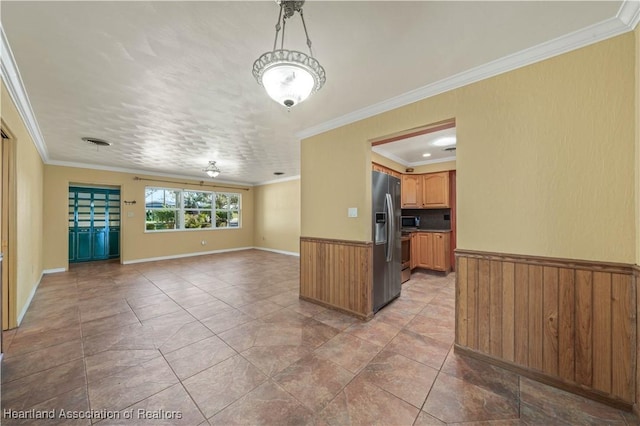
[1,249,638,425]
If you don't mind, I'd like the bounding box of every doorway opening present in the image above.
[1,122,18,333]
[370,118,457,274]
[68,186,121,263]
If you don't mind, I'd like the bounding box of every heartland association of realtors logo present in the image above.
[3,409,183,421]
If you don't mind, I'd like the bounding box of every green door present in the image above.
[69,187,120,263]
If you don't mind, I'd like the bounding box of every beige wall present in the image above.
[253,178,300,254]
[636,25,640,267]
[302,33,635,263]
[371,152,405,173]
[44,165,254,269]
[1,81,44,322]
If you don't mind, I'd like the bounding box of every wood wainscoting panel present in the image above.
[455,250,636,407]
[558,268,575,383]
[300,237,373,319]
[542,266,559,377]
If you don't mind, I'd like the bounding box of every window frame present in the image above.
[144,186,242,233]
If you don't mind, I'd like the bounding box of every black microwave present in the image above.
[401,216,420,228]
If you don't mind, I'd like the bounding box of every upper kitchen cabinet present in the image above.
[422,172,450,208]
[401,174,422,208]
[402,171,450,209]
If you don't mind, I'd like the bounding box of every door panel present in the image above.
[93,229,107,259]
[76,230,92,261]
[108,229,120,258]
[68,231,76,261]
[69,187,120,263]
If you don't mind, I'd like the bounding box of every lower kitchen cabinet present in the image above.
[411,231,451,272]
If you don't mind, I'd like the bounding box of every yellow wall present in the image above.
[302,33,635,263]
[636,25,640,267]
[253,178,300,254]
[44,165,254,269]
[371,152,405,173]
[1,81,44,322]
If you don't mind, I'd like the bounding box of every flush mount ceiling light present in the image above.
[252,0,326,109]
[432,137,456,147]
[82,137,112,147]
[422,153,432,157]
[203,161,221,178]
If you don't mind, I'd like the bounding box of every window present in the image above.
[145,187,241,232]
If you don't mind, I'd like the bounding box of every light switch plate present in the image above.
[348,207,358,218]
[127,211,134,218]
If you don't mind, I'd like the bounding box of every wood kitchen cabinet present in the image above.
[401,172,450,208]
[401,175,422,208]
[422,172,449,208]
[411,231,451,272]
[410,232,418,270]
[431,232,451,271]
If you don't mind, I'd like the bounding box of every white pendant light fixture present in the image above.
[253,0,326,109]
[203,161,221,178]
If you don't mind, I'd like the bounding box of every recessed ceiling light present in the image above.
[82,137,112,147]
[432,137,456,147]
[422,153,431,157]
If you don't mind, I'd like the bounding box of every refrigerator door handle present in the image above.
[385,192,393,262]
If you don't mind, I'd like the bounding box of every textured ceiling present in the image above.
[1,1,623,184]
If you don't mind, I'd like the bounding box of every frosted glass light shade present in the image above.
[253,50,326,108]
[262,64,315,108]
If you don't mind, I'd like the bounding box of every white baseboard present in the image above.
[254,247,300,257]
[121,246,254,265]
[43,268,66,274]
[17,271,43,325]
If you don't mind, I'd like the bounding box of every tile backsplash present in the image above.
[402,208,451,230]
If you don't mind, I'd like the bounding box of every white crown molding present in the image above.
[0,25,49,161]
[296,1,640,141]
[46,159,255,187]
[372,150,411,167]
[373,147,456,168]
[618,0,640,28]
[254,175,301,186]
[408,156,457,168]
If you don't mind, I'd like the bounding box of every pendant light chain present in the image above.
[299,9,314,57]
[272,4,283,51]
[281,12,287,50]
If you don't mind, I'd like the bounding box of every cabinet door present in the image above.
[410,233,418,269]
[432,233,447,270]
[401,175,422,208]
[416,233,433,268]
[422,172,450,208]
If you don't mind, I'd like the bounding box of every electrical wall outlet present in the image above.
[348,207,358,218]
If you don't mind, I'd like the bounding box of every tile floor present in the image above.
[1,249,638,425]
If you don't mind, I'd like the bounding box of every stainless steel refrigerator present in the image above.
[372,171,401,313]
